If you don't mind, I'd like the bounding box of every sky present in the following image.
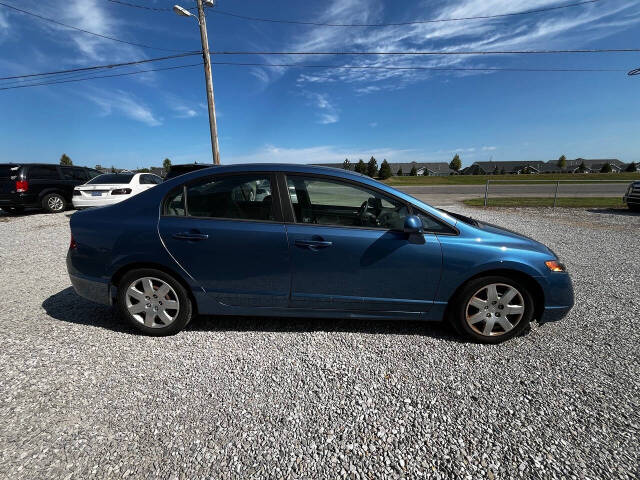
[0,0,639,169]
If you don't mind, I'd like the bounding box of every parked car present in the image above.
[623,181,640,211]
[164,163,212,180]
[0,163,102,214]
[72,172,163,209]
[67,164,574,343]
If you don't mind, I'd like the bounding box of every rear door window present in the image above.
[28,165,60,179]
[0,165,22,179]
[166,174,275,221]
[61,167,88,181]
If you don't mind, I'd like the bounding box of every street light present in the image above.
[174,1,220,165]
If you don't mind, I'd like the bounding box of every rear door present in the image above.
[24,164,63,200]
[282,174,443,312]
[158,172,291,309]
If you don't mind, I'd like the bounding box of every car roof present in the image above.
[175,163,370,179]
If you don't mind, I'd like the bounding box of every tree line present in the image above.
[58,154,174,175]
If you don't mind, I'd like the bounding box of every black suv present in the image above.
[0,163,103,214]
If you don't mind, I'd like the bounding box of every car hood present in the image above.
[474,221,556,257]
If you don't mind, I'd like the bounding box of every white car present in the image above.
[72,172,162,209]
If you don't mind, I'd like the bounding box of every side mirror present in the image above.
[403,215,423,234]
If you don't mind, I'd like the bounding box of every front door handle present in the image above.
[172,232,209,241]
[294,239,333,250]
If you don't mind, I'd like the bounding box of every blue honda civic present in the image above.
[66,164,573,343]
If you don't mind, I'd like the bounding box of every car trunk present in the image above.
[75,184,125,198]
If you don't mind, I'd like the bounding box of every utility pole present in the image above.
[196,0,220,165]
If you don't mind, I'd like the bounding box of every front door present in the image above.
[158,173,290,309]
[283,175,443,312]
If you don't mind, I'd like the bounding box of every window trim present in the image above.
[279,172,458,235]
[26,164,62,180]
[161,171,284,224]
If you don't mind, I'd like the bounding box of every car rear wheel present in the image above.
[629,204,640,212]
[449,275,535,344]
[117,268,192,336]
[42,193,66,213]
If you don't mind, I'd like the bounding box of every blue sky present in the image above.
[0,0,639,169]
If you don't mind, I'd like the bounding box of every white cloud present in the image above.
[369,122,378,128]
[305,92,340,124]
[482,146,497,151]
[84,88,161,126]
[227,144,428,165]
[249,0,640,94]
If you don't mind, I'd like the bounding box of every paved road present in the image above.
[396,182,629,207]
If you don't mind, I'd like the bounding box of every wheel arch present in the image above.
[445,268,545,321]
[110,262,199,315]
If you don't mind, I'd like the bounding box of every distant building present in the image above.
[544,158,625,173]
[314,161,454,176]
[464,160,546,175]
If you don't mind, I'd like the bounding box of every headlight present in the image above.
[545,260,567,272]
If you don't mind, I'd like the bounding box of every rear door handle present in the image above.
[172,232,209,241]
[294,239,333,250]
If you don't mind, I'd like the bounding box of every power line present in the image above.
[0,52,201,80]
[105,0,171,11]
[0,1,184,52]
[210,0,603,27]
[212,48,640,56]
[209,61,630,73]
[0,62,202,90]
[1,59,634,91]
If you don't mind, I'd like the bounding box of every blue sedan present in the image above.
[66,164,574,343]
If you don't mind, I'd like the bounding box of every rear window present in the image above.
[87,173,135,184]
[0,165,22,179]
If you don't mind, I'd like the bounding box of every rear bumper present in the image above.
[72,196,125,209]
[0,193,39,208]
[66,253,112,305]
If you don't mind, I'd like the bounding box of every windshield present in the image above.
[0,165,21,179]
[87,173,134,184]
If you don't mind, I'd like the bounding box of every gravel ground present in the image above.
[0,207,638,479]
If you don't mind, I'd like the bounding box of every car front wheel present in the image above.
[117,268,193,336]
[449,275,535,344]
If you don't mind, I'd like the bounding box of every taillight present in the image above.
[69,235,77,250]
[15,180,28,192]
[111,188,132,195]
[73,189,81,196]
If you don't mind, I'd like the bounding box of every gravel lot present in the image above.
[0,207,638,479]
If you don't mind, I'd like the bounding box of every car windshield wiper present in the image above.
[440,209,479,227]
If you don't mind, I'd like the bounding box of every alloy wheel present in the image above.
[125,277,180,328]
[465,283,525,337]
[48,196,64,212]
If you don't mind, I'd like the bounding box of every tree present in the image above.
[110,165,117,173]
[577,161,587,173]
[493,166,500,175]
[409,164,418,176]
[59,153,72,166]
[355,159,367,175]
[423,168,430,176]
[557,155,567,170]
[500,167,506,175]
[449,154,462,172]
[625,161,637,172]
[366,156,378,178]
[600,163,612,173]
[397,167,404,176]
[163,158,172,173]
[378,159,392,179]
[342,158,352,170]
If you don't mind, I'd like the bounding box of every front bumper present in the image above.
[535,271,575,323]
[623,194,640,205]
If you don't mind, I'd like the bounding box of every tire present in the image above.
[629,204,640,212]
[42,193,66,213]
[116,268,192,336]
[448,275,535,344]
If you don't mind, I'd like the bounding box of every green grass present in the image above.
[383,172,640,186]
[463,197,626,208]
